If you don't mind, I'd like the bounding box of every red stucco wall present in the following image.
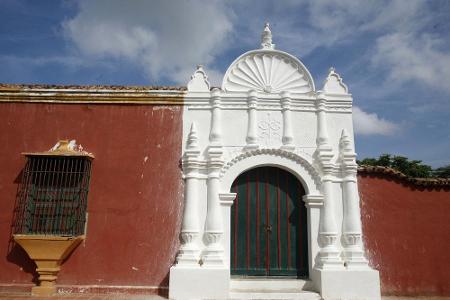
[0,103,183,290]
[1,101,449,296]
[359,173,450,296]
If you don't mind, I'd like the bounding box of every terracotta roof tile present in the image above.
[0,83,187,91]
[358,165,450,188]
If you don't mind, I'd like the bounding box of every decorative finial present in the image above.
[261,22,275,50]
[323,67,348,94]
[339,129,356,165]
[42,139,94,157]
[187,65,210,92]
[50,140,77,152]
[187,123,199,150]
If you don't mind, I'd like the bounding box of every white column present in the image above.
[280,91,295,151]
[317,174,342,269]
[340,129,368,268]
[203,88,225,266]
[203,166,224,266]
[315,93,342,269]
[209,88,222,145]
[176,123,201,266]
[316,95,333,159]
[245,90,258,150]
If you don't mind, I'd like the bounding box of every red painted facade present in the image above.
[0,101,449,296]
[0,102,183,291]
[359,173,450,296]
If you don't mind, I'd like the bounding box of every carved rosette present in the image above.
[258,112,281,147]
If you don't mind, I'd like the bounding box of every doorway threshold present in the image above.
[230,278,320,300]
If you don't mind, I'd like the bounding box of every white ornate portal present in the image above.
[169,24,380,300]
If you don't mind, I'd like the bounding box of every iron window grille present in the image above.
[14,142,93,236]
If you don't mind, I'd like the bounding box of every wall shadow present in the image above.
[7,166,39,284]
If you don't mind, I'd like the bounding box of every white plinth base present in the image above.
[312,268,380,300]
[169,266,229,300]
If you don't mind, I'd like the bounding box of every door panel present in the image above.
[230,167,308,277]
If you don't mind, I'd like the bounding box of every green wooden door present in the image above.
[230,166,308,277]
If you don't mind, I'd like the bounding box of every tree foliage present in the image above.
[357,154,434,178]
[433,165,450,178]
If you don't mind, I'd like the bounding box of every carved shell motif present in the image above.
[223,53,312,93]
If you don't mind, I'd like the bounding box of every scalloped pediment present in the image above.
[222,50,315,94]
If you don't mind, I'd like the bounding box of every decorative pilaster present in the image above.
[209,88,222,146]
[176,123,201,266]
[315,92,342,269]
[245,90,258,150]
[280,91,295,151]
[339,129,369,268]
[203,88,225,267]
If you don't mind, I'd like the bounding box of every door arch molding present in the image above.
[219,149,324,277]
[220,149,322,196]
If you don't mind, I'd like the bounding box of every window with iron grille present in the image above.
[14,148,93,236]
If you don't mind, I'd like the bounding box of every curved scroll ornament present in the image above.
[220,148,322,190]
[222,53,314,94]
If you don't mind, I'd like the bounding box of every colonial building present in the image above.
[0,24,449,300]
[169,24,379,300]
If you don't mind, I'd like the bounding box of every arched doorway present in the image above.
[230,166,308,277]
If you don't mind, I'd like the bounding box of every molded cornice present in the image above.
[0,84,185,104]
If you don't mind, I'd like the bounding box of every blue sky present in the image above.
[1,0,449,167]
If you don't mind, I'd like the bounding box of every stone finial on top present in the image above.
[187,65,210,92]
[323,67,348,94]
[261,23,275,50]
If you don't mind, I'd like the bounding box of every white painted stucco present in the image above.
[169,24,380,300]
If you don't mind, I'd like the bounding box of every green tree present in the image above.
[357,154,433,178]
[433,165,450,178]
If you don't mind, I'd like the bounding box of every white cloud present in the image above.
[63,0,233,84]
[270,0,429,56]
[353,106,399,136]
[371,32,450,93]
[264,0,450,99]
[61,0,450,96]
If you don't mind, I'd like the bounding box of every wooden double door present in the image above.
[230,166,308,277]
